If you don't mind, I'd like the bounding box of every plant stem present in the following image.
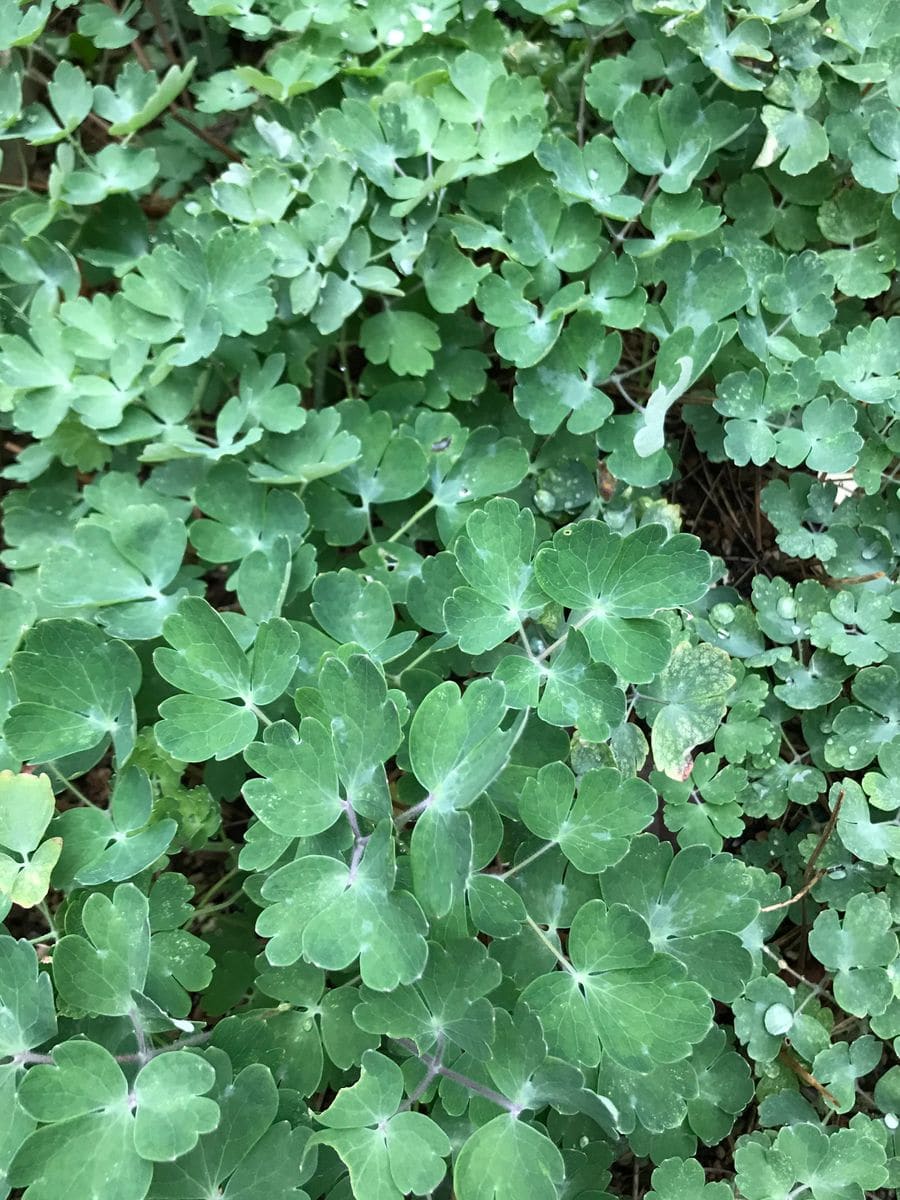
[46,764,100,809]
[195,865,240,909]
[499,840,554,880]
[385,496,438,544]
[389,640,439,682]
[7,1030,216,1071]
[391,1038,521,1116]
[249,702,273,727]
[760,870,824,913]
[191,892,245,922]
[394,796,430,831]
[400,1033,445,1110]
[524,915,575,974]
[37,901,57,940]
[128,1008,150,1062]
[536,613,590,663]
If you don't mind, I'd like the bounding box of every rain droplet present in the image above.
[386,28,405,45]
[431,436,451,452]
[886,1113,899,1131]
[458,486,471,499]
[776,596,796,619]
[711,602,735,626]
[847,744,858,755]
[764,1003,793,1037]
[861,545,878,560]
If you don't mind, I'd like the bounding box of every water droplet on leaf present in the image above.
[764,1003,793,1036]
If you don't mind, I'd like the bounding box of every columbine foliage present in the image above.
[0,2,899,1199]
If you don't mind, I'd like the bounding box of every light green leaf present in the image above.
[519,762,656,874]
[132,1052,219,1162]
[314,1051,451,1200]
[454,1116,565,1200]
[521,899,712,1070]
[6,620,140,765]
[640,642,736,779]
[0,937,57,1056]
[52,883,150,1016]
[534,522,711,681]
[258,823,428,989]
[444,499,546,652]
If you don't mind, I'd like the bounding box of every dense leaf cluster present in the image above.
[1,1,899,1197]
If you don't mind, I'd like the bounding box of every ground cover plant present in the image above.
[0,0,899,1196]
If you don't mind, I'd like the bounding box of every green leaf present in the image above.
[95,60,196,135]
[533,627,626,741]
[408,678,512,814]
[11,1041,151,1200]
[444,498,546,652]
[312,569,407,659]
[677,1,772,90]
[759,70,829,176]
[520,899,712,1070]
[148,1053,286,1198]
[0,586,33,671]
[808,892,898,1017]
[258,823,428,989]
[407,678,514,915]
[313,1051,451,1200]
[513,314,618,436]
[243,719,340,838]
[132,1052,219,1162]
[600,835,758,1002]
[52,883,150,1016]
[360,311,441,378]
[39,504,188,639]
[633,324,733,458]
[647,1157,733,1200]
[190,462,309,564]
[536,134,642,221]
[0,769,54,856]
[734,1123,888,1200]
[354,939,500,1059]
[247,411,362,485]
[519,762,656,874]
[534,522,711,681]
[613,86,713,194]
[0,937,57,1056]
[503,186,603,273]
[454,1116,565,1200]
[6,620,141,765]
[421,233,490,313]
[640,641,736,780]
[0,768,60,911]
[154,599,298,761]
